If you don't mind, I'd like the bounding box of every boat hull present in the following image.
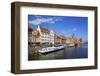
[39,48,64,54]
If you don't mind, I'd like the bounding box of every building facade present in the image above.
[28,25,82,47]
[28,26,33,44]
[28,25,55,46]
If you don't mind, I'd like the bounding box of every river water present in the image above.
[28,43,88,60]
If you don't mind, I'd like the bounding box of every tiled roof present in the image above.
[32,30,40,36]
[59,35,66,40]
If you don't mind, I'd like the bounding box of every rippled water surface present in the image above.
[28,44,88,60]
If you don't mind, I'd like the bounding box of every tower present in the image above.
[37,25,41,35]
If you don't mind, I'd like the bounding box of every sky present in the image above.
[28,15,88,42]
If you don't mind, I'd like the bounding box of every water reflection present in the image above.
[28,44,88,60]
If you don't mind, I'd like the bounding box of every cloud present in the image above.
[71,28,77,32]
[29,18,54,25]
[29,17,62,26]
[56,17,64,21]
[67,28,77,34]
[34,15,42,18]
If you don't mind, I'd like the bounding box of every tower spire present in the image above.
[37,25,40,29]
[37,25,41,35]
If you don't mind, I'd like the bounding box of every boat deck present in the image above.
[38,46,64,54]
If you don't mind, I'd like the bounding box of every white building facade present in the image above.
[29,25,55,46]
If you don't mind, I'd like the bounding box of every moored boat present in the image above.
[38,46,64,54]
[67,43,75,47]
